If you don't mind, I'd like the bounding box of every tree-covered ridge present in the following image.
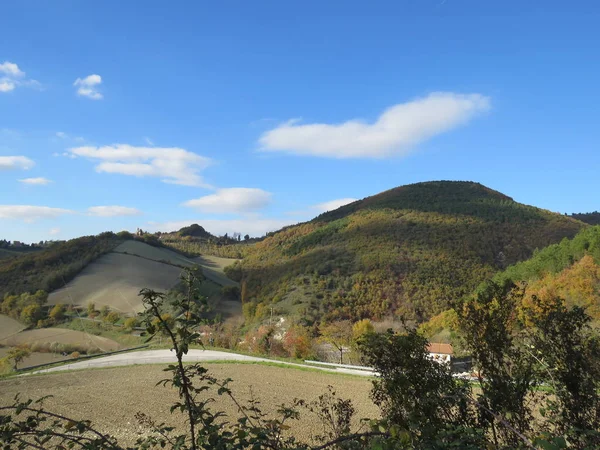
[490,225,600,320]
[569,211,600,226]
[0,233,124,298]
[231,181,585,324]
[495,225,600,283]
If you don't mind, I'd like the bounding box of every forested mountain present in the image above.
[228,181,586,324]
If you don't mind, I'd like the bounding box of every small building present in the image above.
[427,342,453,363]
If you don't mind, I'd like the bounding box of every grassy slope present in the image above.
[0,235,123,298]
[47,240,242,318]
[0,314,26,340]
[237,181,585,323]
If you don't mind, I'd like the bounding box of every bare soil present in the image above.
[0,363,378,446]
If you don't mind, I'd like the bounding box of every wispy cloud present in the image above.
[0,205,74,222]
[314,198,358,213]
[87,206,142,217]
[0,156,35,171]
[19,177,53,185]
[183,188,272,214]
[144,137,154,146]
[69,144,212,187]
[259,92,490,159]
[49,228,61,236]
[55,131,85,142]
[74,74,103,100]
[0,61,41,93]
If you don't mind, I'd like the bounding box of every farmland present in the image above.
[0,314,26,340]
[0,363,378,446]
[0,328,121,353]
[47,240,241,316]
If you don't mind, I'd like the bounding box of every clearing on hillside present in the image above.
[47,252,185,314]
[0,328,120,353]
[0,363,378,446]
[195,254,240,287]
[0,314,26,341]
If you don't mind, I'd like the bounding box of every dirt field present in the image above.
[47,252,185,314]
[0,314,26,340]
[0,328,121,353]
[0,364,379,446]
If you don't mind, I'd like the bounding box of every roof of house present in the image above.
[427,343,454,355]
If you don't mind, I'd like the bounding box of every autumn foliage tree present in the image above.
[320,320,353,364]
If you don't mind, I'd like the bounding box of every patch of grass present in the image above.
[59,318,143,347]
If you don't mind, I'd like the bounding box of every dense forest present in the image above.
[227,181,586,324]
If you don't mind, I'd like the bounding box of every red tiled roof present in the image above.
[427,343,453,355]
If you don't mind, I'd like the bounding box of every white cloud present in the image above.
[0,61,41,93]
[0,80,15,92]
[0,205,74,222]
[69,144,212,187]
[49,228,61,236]
[314,198,358,213]
[148,218,293,238]
[0,62,25,77]
[0,156,35,171]
[74,74,103,100]
[56,131,67,139]
[19,177,53,185]
[259,92,491,158]
[87,206,142,217]
[183,188,272,214]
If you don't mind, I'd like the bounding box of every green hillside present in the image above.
[0,233,123,298]
[232,181,586,323]
[495,225,600,284]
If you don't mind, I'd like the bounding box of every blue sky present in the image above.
[1,1,599,243]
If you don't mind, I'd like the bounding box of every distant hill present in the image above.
[569,212,600,226]
[177,223,214,239]
[232,181,586,323]
[46,240,242,317]
[0,233,123,298]
[47,240,197,314]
